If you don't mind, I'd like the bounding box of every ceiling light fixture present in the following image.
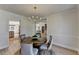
[28,5,46,22]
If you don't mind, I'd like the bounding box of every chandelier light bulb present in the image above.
[40,18,42,20]
[32,16,34,18]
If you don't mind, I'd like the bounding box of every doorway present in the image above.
[9,21,20,39]
[36,22,47,38]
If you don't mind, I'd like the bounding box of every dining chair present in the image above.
[39,35,53,50]
[20,34,26,40]
[21,43,38,55]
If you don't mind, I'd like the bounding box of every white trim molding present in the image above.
[53,43,78,53]
[0,45,8,50]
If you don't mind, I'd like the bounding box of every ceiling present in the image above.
[0,4,76,17]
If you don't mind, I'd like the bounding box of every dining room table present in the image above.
[21,36,47,48]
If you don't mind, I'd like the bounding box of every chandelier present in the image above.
[28,5,45,22]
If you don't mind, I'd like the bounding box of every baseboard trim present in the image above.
[77,50,79,54]
[53,43,78,54]
[0,45,8,50]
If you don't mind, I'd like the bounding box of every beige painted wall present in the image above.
[20,16,35,37]
[77,5,79,52]
[47,8,78,51]
[0,9,35,49]
[0,10,9,49]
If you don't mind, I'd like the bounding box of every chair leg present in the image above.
[38,49,41,55]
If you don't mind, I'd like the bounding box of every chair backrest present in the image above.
[48,35,53,50]
[20,34,26,40]
[21,44,33,55]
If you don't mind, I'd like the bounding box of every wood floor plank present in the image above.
[52,45,78,55]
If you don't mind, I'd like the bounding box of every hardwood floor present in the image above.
[52,45,78,55]
[9,38,78,55]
